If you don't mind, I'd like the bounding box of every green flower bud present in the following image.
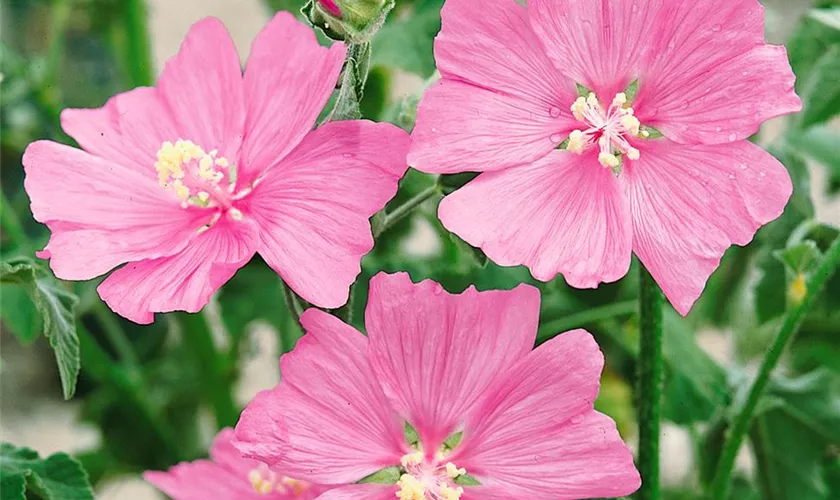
[306,0,394,43]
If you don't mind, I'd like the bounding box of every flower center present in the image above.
[247,465,309,497]
[396,451,466,500]
[154,139,242,218]
[564,92,648,170]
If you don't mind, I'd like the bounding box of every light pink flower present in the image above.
[144,428,323,499]
[233,272,640,499]
[23,13,408,323]
[408,0,801,315]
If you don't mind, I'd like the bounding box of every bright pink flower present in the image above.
[234,272,640,499]
[408,0,801,315]
[144,428,324,499]
[23,13,408,323]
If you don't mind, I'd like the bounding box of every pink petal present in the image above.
[97,217,258,324]
[144,462,256,500]
[408,0,576,173]
[455,330,640,499]
[637,45,801,144]
[315,485,398,500]
[627,140,792,315]
[439,151,632,287]
[157,17,245,161]
[528,0,661,98]
[234,309,404,484]
[238,12,346,186]
[60,87,180,173]
[243,120,407,308]
[365,272,540,452]
[209,428,263,481]
[22,140,208,281]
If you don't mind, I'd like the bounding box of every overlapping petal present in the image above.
[409,0,576,173]
[243,120,408,308]
[627,140,792,315]
[438,151,632,286]
[238,12,347,186]
[235,309,405,484]
[455,330,640,499]
[97,217,258,324]
[365,272,540,451]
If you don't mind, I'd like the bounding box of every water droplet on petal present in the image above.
[728,133,737,141]
[433,284,444,295]
[549,106,562,118]
[550,133,563,143]
[739,163,747,170]
[343,153,353,159]
[759,171,766,179]
[571,414,584,424]
[715,126,722,132]
[704,87,712,94]
[728,173,735,180]
[431,127,438,133]
[711,24,721,32]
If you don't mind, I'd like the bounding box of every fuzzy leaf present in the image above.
[0,443,93,500]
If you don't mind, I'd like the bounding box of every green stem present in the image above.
[282,281,304,324]
[177,312,238,428]
[77,324,183,461]
[1,191,28,251]
[710,235,840,499]
[123,0,154,87]
[92,301,139,369]
[536,300,637,345]
[637,265,663,500]
[374,185,440,238]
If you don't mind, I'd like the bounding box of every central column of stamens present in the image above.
[396,452,466,500]
[155,139,235,210]
[565,92,644,170]
[247,465,309,497]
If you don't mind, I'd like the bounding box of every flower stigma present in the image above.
[563,91,645,172]
[154,139,236,210]
[395,451,467,500]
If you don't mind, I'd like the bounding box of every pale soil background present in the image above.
[1,0,838,498]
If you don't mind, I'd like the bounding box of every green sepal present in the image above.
[623,79,639,104]
[404,421,419,447]
[575,83,593,97]
[639,125,664,140]
[356,466,401,484]
[453,473,482,486]
[442,431,463,451]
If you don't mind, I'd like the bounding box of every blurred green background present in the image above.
[1,0,840,498]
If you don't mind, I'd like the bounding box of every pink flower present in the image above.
[408,0,801,315]
[23,13,408,323]
[234,272,640,499]
[144,428,323,499]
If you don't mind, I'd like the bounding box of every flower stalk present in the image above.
[710,235,840,500]
[637,264,663,500]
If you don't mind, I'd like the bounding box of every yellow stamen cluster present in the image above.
[281,477,308,496]
[445,462,466,479]
[598,152,620,168]
[621,112,641,137]
[248,469,276,495]
[401,451,424,467]
[439,484,464,500]
[571,96,588,121]
[396,474,426,500]
[567,129,586,155]
[154,139,229,205]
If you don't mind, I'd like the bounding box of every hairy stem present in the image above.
[637,265,663,500]
[710,235,840,499]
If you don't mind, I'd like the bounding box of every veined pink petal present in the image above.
[408,0,576,173]
[628,140,792,315]
[157,17,245,162]
[22,140,208,281]
[60,87,180,173]
[238,12,346,186]
[234,309,404,484]
[315,485,398,500]
[439,151,632,287]
[455,330,640,500]
[637,45,800,145]
[209,428,263,480]
[528,0,657,99]
[365,272,540,452]
[244,120,407,308]
[97,217,258,324]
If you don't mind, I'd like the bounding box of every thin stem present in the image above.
[77,324,183,462]
[374,185,440,238]
[710,235,840,499]
[123,0,154,87]
[177,312,238,428]
[1,191,28,251]
[536,300,637,344]
[92,301,140,369]
[637,265,663,500]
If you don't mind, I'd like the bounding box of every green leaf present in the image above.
[453,473,481,486]
[0,285,41,344]
[773,240,822,275]
[797,44,840,128]
[371,0,443,77]
[750,370,840,500]
[788,126,840,191]
[0,443,93,500]
[0,258,80,399]
[787,7,840,94]
[356,466,401,484]
[810,6,840,31]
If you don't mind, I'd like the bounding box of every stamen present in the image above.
[599,152,620,168]
[154,139,234,209]
[567,130,586,154]
[401,451,424,467]
[445,463,466,479]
